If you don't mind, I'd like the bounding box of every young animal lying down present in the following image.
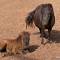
[0,31,30,56]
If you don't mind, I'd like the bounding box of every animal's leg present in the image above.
[39,28,42,37]
[41,28,45,44]
[48,28,52,43]
[6,45,14,56]
[6,49,12,56]
[39,28,46,38]
[2,49,12,57]
[39,28,41,33]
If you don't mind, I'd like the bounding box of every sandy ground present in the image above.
[0,0,60,60]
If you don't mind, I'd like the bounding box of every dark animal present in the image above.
[25,3,55,44]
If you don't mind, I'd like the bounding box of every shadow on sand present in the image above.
[23,45,39,54]
[50,30,60,43]
[32,30,60,43]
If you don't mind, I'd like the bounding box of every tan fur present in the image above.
[0,31,30,56]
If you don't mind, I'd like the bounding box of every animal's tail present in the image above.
[25,10,35,29]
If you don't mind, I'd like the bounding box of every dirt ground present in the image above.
[0,0,60,60]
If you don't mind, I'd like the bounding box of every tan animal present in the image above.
[0,31,30,56]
